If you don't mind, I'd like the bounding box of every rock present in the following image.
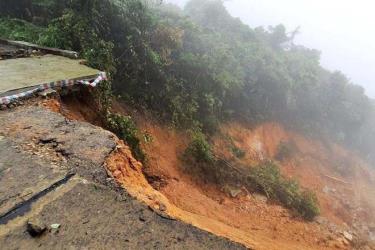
[222,185,242,198]
[39,136,56,144]
[50,223,61,230]
[315,216,328,225]
[343,231,353,242]
[159,203,167,212]
[27,220,46,237]
[38,89,57,97]
[229,188,242,198]
[139,214,146,222]
[253,193,268,203]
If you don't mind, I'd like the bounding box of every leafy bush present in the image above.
[298,190,320,220]
[106,113,146,162]
[247,161,320,220]
[185,131,214,164]
[38,10,115,73]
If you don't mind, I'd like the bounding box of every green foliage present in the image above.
[106,113,146,162]
[38,9,115,72]
[0,18,44,42]
[247,161,320,220]
[185,130,214,164]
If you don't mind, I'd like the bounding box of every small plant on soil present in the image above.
[231,145,245,159]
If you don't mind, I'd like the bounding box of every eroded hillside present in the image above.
[108,100,375,250]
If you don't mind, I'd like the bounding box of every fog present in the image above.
[166,0,375,98]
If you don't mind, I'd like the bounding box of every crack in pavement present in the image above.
[0,172,75,225]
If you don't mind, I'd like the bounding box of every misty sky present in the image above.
[166,0,375,98]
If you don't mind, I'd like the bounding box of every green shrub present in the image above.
[38,10,115,72]
[185,131,214,164]
[247,161,320,220]
[106,113,146,162]
[298,190,320,220]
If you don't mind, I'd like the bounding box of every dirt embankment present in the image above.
[46,97,375,249]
